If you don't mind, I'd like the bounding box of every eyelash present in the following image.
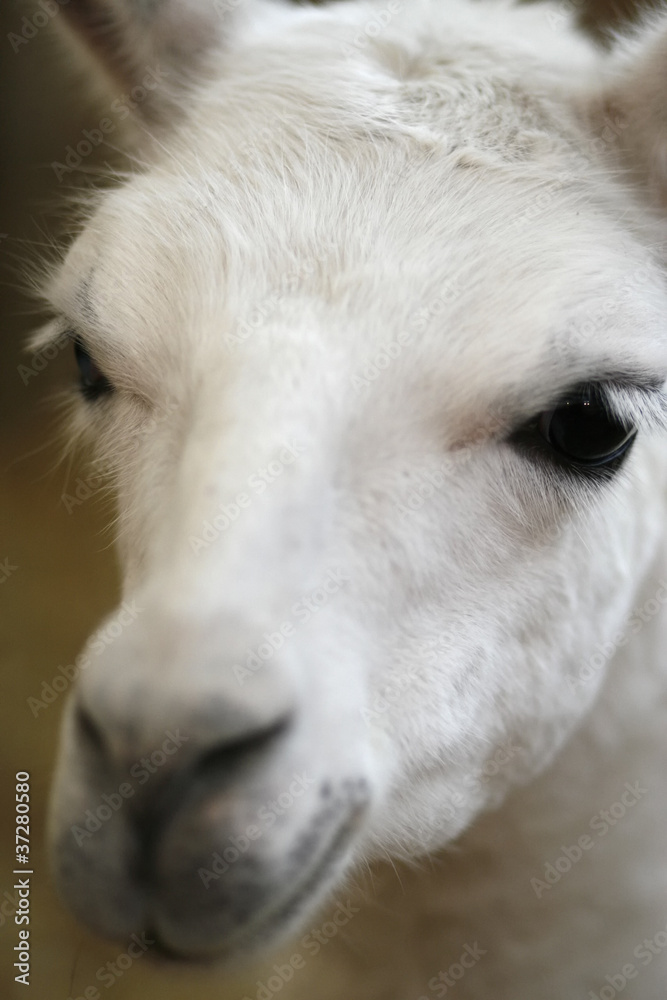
[73,336,114,402]
[511,382,638,478]
[65,330,646,487]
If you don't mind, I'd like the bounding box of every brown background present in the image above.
[0,1,654,998]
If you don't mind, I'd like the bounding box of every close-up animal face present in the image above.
[39,0,667,973]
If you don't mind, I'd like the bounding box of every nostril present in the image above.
[74,702,108,760]
[130,713,294,888]
[195,712,293,782]
[71,699,294,851]
[74,698,293,788]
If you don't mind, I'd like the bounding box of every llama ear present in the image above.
[56,0,236,121]
[584,18,667,207]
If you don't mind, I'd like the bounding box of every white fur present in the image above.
[42,0,667,995]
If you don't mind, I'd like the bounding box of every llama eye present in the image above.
[537,385,636,467]
[73,336,113,401]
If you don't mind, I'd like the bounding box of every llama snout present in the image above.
[47,599,372,960]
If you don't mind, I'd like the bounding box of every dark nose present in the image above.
[69,599,298,788]
[74,696,293,815]
[75,705,291,893]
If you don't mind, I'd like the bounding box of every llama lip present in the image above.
[149,791,369,961]
[213,803,365,958]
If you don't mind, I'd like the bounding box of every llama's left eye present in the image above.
[73,336,113,401]
[537,385,636,467]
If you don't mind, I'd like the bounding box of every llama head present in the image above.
[43,0,667,963]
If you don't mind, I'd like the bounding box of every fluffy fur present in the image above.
[41,0,667,996]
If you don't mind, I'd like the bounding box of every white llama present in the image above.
[41,0,667,997]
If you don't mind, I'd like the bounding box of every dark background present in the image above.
[0,0,654,997]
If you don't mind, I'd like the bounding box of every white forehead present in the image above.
[49,0,667,421]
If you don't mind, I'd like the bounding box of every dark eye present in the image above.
[538,384,636,467]
[73,336,113,401]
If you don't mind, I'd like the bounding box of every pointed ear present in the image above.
[56,0,236,122]
[584,15,667,207]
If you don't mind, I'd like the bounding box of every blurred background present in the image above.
[0,0,654,997]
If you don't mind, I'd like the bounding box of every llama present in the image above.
[40,0,667,996]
